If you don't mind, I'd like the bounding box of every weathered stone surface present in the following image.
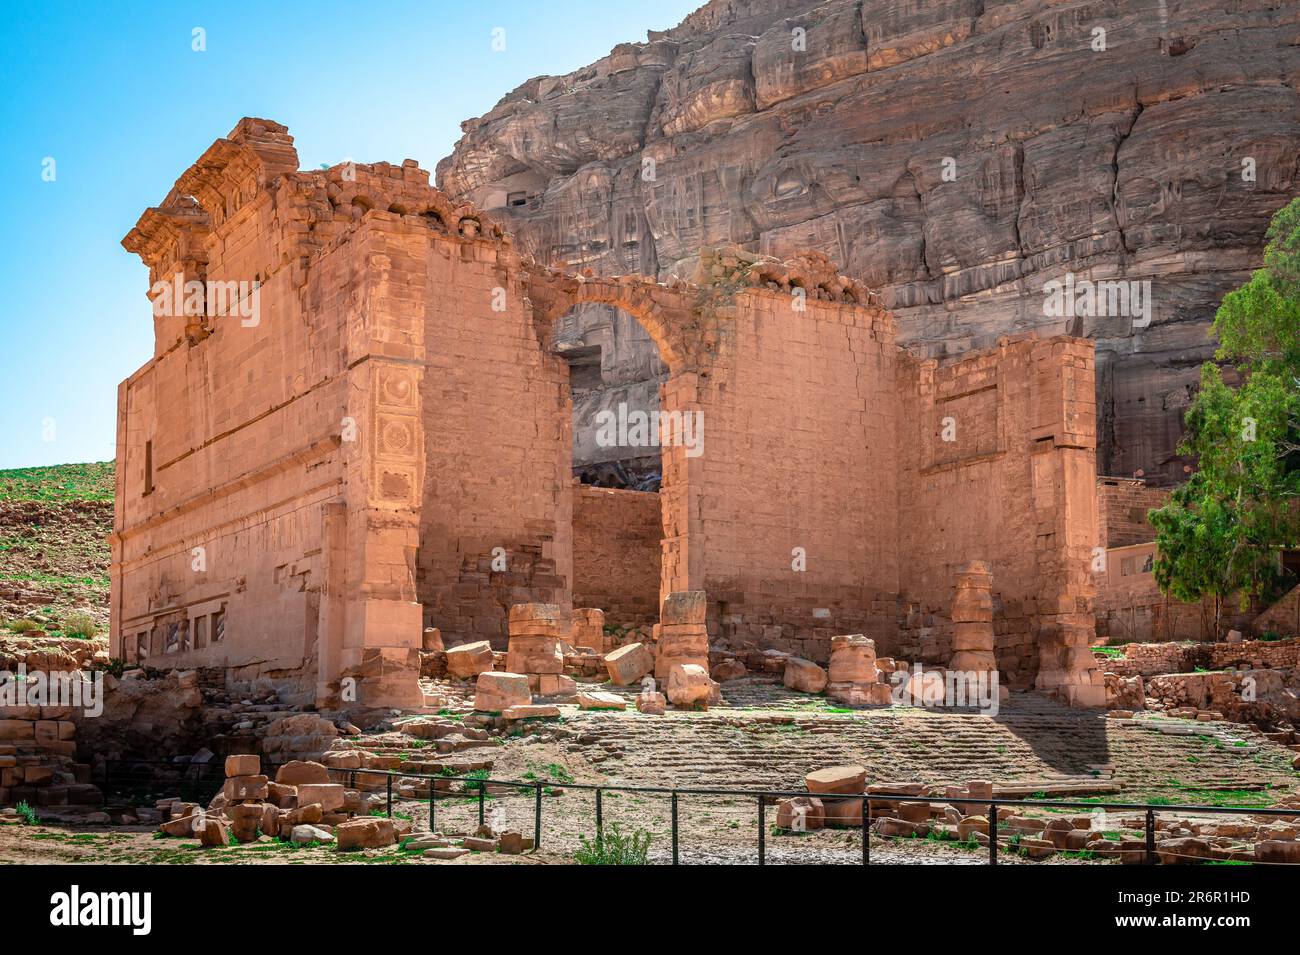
[806,765,865,795]
[503,703,560,719]
[337,816,397,850]
[577,690,627,710]
[440,0,1300,486]
[275,760,330,786]
[296,783,346,812]
[666,663,713,708]
[783,657,828,694]
[224,754,260,778]
[605,642,654,685]
[775,795,825,831]
[474,671,532,712]
[828,634,877,684]
[445,641,496,679]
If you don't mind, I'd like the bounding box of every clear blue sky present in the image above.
[0,0,700,470]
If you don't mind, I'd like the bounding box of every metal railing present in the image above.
[327,765,1300,866]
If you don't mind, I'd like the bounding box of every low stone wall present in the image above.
[1096,638,1300,678]
[572,484,662,629]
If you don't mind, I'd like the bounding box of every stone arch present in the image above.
[531,270,707,608]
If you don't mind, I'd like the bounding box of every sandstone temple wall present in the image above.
[112,118,1110,710]
[572,484,661,628]
[695,286,901,662]
[894,337,1102,698]
[415,230,573,650]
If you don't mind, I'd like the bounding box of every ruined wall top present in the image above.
[122,117,510,284]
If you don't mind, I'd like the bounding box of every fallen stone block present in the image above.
[503,704,560,719]
[1256,840,1300,864]
[445,641,496,679]
[290,824,334,844]
[636,691,666,715]
[337,817,397,850]
[577,691,627,710]
[605,643,654,686]
[806,765,865,795]
[197,817,229,847]
[222,775,269,802]
[424,847,470,860]
[224,754,261,778]
[275,760,330,786]
[776,796,824,831]
[784,657,828,694]
[474,671,531,712]
[666,663,713,708]
[297,783,346,812]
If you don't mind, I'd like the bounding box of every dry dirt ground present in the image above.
[5,683,1295,866]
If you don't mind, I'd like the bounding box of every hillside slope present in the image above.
[0,462,113,638]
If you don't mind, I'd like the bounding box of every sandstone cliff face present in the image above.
[438,0,1300,484]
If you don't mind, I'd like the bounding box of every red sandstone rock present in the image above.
[275,760,330,786]
[337,817,397,850]
[446,641,496,679]
[474,672,531,712]
[605,642,653,685]
[776,796,824,831]
[296,783,346,812]
[666,663,713,708]
[783,657,828,694]
[224,754,260,778]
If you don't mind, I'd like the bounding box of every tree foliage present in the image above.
[1150,197,1300,633]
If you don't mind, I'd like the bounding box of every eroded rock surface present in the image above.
[438,0,1300,484]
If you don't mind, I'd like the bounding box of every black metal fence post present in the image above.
[428,780,436,833]
[386,775,393,818]
[757,795,766,866]
[478,783,486,827]
[988,802,998,865]
[671,791,679,865]
[534,782,542,850]
[861,798,870,865]
[595,788,603,841]
[1145,809,1156,865]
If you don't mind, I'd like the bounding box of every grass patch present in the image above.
[0,462,114,502]
[574,823,652,865]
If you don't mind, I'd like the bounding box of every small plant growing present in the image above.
[8,619,40,633]
[15,801,40,825]
[574,823,652,865]
[61,612,99,638]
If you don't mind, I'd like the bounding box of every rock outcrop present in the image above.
[438,0,1300,485]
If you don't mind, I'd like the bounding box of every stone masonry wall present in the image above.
[572,484,661,629]
[895,336,1101,694]
[700,286,901,663]
[416,234,572,650]
[1097,477,1170,547]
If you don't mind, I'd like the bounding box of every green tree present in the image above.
[1150,198,1300,636]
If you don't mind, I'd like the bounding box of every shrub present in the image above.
[61,613,99,638]
[15,801,39,825]
[7,619,40,633]
[574,823,652,865]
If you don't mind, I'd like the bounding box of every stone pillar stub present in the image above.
[655,590,710,681]
[949,560,998,674]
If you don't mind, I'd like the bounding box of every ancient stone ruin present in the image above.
[110,117,1105,715]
